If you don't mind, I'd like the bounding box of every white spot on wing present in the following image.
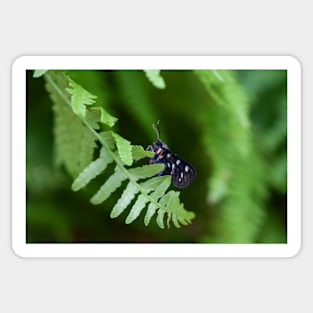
[176,159,180,165]
[185,165,189,172]
[167,153,171,158]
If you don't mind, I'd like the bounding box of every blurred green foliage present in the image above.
[26,69,287,243]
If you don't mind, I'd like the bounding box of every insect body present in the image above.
[146,121,196,188]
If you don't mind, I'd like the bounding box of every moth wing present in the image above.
[169,154,196,188]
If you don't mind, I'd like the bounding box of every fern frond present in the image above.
[44,71,195,228]
[45,72,97,177]
[194,70,266,242]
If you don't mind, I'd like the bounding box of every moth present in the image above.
[146,121,196,188]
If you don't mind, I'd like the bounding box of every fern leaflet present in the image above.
[143,70,166,89]
[45,72,97,177]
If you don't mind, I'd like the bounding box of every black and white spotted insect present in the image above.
[146,120,196,188]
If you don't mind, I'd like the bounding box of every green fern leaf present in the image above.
[140,175,170,190]
[45,72,97,178]
[147,176,171,204]
[171,213,181,228]
[124,175,170,224]
[125,194,148,224]
[71,148,114,191]
[111,132,133,166]
[85,107,118,129]
[90,165,127,205]
[99,107,118,127]
[33,70,48,78]
[157,191,176,228]
[143,176,171,226]
[85,108,102,129]
[143,70,166,89]
[100,131,115,150]
[194,70,266,242]
[156,208,166,229]
[66,78,97,117]
[144,203,158,226]
[110,181,139,218]
[132,145,154,160]
[109,167,167,224]
[111,175,167,219]
[165,191,188,226]
[128,164,164,180]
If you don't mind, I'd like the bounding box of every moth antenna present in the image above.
[152,120,161,140]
